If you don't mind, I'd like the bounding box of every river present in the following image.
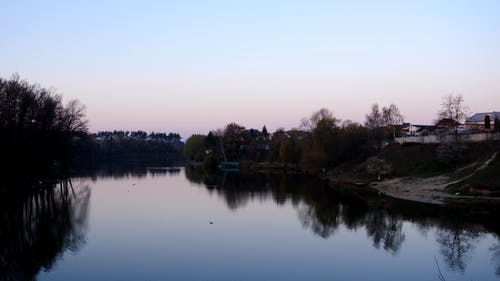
[1,166,499,281]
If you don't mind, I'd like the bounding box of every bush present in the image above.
[365,157,392,177]
[183,134,206,161]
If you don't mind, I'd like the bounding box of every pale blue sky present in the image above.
[1,0,499,138]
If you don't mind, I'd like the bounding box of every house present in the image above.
[394,123,411,137]
[466,112,500,129]
[435,118,460,129]
[393,123,437,136]
[408,125,437,136]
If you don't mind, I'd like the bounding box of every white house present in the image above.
[407,125,437,136]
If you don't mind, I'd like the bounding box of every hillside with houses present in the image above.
[395,111,500,144]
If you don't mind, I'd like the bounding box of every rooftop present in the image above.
[466,112,500,123]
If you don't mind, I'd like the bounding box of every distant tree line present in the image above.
[0,74,88,174]
[73,130,183,164]
[184,104,403,173]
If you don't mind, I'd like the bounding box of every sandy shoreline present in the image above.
[368,175,500,205]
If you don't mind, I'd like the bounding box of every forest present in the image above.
[72,130,183,165]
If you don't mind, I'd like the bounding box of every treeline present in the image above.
[0,75,185,180]
[95,130,181,141]
[73,130,183,165]
[0,75,87,173]
[184,106,403,173]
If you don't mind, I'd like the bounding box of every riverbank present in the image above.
[368,174,500,205]
[330,143,500,206]
[189,141,500,207]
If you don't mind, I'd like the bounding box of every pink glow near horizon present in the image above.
[1,1,499,139]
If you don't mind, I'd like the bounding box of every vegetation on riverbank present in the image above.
[183,107,399,173]
[0,75,88,178]
[183,102,500,202]
[3,75,498,202]
[0,75,184,185]
[187,138,500,205]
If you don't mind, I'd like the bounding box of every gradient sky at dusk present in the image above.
[1,0,499,138]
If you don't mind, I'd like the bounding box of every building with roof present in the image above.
[466,111,500,130]
[408,125,437,136]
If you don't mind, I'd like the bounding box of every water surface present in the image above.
[2,167,499,281]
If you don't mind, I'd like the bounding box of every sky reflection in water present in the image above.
[1,167,498,281]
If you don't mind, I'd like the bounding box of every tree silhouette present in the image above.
[485,115,491,129]
[437,94,468,136]
[0,74,88,177]
[222,123,246,161]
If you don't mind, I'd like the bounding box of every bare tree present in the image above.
[382,104,403,127]
[438,94,469,134]
[365,103,404,143]
[365,103,403,129]
[365,103,383,129]
[60,99,88,133]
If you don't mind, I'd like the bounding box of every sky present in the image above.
[1,0,499,138]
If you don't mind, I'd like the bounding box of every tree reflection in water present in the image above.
[72,164,181,182]
[0,180,91,281]
[490,243,500,276]
[365,213,405,254]
[184,167,500,270]
[2,166,497,279]
[185,167,407,252]
[436,227,481,273]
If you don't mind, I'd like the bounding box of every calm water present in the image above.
[2,167,500,281]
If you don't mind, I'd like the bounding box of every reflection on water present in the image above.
[184,167,500,275]
[437,227,481,273]
[491,243,500,276]
[1,166,499,281]
[72,163,181,181]
[0,180,90,281]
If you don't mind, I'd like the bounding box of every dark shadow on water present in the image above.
[0,180,91,281]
